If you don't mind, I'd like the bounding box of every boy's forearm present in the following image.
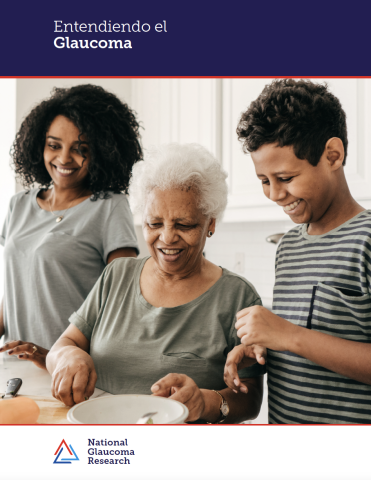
[237,306,371,386]
[224,376,263,423]
[288,326,371,385]
[201,376,263,423]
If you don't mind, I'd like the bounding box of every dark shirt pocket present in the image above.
[160,354,225,390]
[161,353,207,366]
[306,282,371,342]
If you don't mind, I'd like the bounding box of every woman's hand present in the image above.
[235,305,297,351]
[50,347,97,406]
[151,373,206,422]
[0,341,49,370]
[224,344,266,393]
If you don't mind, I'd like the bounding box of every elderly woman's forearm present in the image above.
[47,337,97,406]
[46,324,91,374]
[46,338,81,374]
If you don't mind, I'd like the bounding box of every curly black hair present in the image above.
[237,79,348,166]
[11,84,143,199]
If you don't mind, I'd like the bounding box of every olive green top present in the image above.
[70,257,265,394]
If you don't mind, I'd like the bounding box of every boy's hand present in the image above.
[235,305,296,351]
[224,344,266,393]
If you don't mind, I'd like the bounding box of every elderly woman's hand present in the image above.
[50,347,97,406]
[224,344,267,393]
[151,373,206,422]
[0,340,49,370]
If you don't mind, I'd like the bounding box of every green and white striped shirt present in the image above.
[269,210,371,424]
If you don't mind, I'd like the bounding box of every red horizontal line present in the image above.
[1,423,369,426]
[1,76,371,79]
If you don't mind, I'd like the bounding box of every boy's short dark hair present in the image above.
[236,79,348,166]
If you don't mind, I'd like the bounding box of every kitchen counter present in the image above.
[0,353,53,397]
[0,354,268,424]
[0,354,70,423]
[0,354,110,424]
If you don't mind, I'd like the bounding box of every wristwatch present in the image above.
[211,390,229,423]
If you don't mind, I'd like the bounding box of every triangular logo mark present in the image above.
[54,439,79,464]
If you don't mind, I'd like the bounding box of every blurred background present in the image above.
[2,78,371,422]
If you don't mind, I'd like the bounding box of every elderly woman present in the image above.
[46,143,265,423]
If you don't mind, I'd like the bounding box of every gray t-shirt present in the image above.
[0,189,139,349]
[70,256,265,395]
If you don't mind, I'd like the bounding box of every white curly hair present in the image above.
[129,143,228,223]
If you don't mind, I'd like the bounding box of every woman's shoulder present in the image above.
[217,267,261,305]
[8,189,39,210]
[109,255,143,267]
[97,256,144,296]
[87,192,132,215]
[93,192,129,206]
[103,256,145,280]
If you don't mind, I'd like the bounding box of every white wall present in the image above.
[204,219,293,308]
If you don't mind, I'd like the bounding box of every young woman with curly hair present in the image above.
[0,84,142,369]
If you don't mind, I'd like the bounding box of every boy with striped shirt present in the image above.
[224,79,371,423]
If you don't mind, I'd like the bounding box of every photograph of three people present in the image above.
[1,77,370,425]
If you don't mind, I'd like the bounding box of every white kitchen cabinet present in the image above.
[131,79,221,158]
[129,78,371,224]
[130,79,221,225]
[222,78,371,222]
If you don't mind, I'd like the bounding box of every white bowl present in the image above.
[67,394,189,424]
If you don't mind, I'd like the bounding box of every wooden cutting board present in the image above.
[0,394,71,424]
[31,395,71,424]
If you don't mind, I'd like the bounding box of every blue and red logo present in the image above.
[54,439,79,464]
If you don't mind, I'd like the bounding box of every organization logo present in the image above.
[54,439,80,464]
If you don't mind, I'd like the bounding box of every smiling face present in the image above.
[143,187,215,276]
[44,115,90,190]
[251,143,340,225]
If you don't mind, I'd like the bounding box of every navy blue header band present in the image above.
[1,0,370,76]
